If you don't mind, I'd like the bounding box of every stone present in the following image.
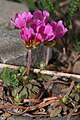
[0,0,28,66]
[7,116,80,120]
[72,61,80,74]
[0,0,52,67]
[0,0,28,25]
[0,28,27,66]
[0,28,52,67]
[7,116,33,120]
[31,45,52,67]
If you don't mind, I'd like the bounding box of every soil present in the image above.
[0,0,80,120]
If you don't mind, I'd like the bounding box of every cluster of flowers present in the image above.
[11,10,68,49]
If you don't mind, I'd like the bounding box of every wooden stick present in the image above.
[0,63,80,79]
[67,105,80,120]
[33,69,80,79]
[0,63,19,70]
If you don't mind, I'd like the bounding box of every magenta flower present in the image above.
[30,10,50,32]
[10,10,68,75]
[20,27,41,49]
[50,20,68,39]
[10,13,26,29]
[33,10,50,23]
[22,12,33,25]
[36,24,55,42]
[10,10,68,47]
[43,10,50,23]
[20,23,55,49]
[29,19,44,32]
[10,12,33,29]
[20,27,35,43]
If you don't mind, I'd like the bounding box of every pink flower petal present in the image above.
[10,13,26,28]
[51,20,68,39]
[22,12,33,24]
[20,27,35,42]
[43,10,50,23]
[33,10,42,20]
[36,33,44,42]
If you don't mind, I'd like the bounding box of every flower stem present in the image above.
[26,49,31,75]
[45,47,50,66]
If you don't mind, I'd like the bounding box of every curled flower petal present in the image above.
[50,20,68,39]
[43,10,50,23]
[30,19,43,32]
[44,24,55,41]
[33,10,42,20]
[36,24,55,42]
[10,13,26,28]
[22,12,33,24]
[30,10,49,32]
[20,27,35,42]
[36,33,44,42]
[50,21,57,31]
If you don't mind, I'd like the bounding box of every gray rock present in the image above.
[0,28,52,67]
[0,0,52,67]
[31,45,52,67]
[7,116,33,120]
[0,28,27,66]
[0,0,28,24]
[7,116,80,120]
[72,61,80,74]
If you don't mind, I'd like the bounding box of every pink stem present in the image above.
[26,49,31,75]
[45,47,50,66]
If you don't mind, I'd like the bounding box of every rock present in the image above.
[31,45,52,67]
[72,61,80,74]
[0,0,52,67]
[0,0,28,66]
[7,116,80,120]
[6,0,19,2]
[1,112,11,119]
[0,28,27,66]
[0,28,52,67]
[0,110,3,115]
[7,116,33,120]
[0,0,28,25]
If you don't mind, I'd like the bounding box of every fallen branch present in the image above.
[0,63,19,71]
[23,98,41,103]
[33,69,80,79]
[0,97,60,115]
[66,81,74,96]
[0,105,26,110]
[67,105,80,120]
[0,63,80,79]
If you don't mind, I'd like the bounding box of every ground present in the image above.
[0,0,80,120]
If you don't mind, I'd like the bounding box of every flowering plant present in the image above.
[11,10,68,75]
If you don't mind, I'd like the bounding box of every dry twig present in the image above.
[0,63,80,79]
[66,81,74,96]
[67,105,80,120]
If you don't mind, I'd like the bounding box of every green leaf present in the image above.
[76,83,80,91]
[50,106,62,117]
[11,73,19,88]
[75,93,80,102]
[0,67,19,88]
[68,0,80,18]
[40,61,46,70]
[19,66,26,74]
[14,94,21,103]
[61,96,69,104]
[0,67,12,86]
